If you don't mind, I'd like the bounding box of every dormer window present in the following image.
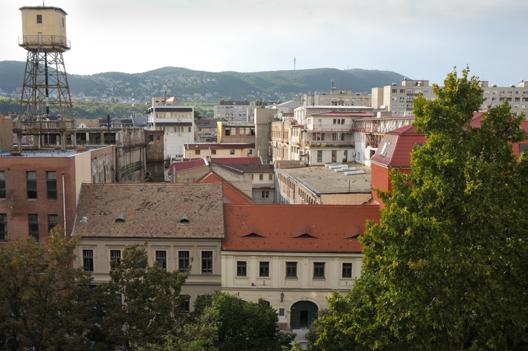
[36,14,42,24]
[115,214,126,223]
[295,232,316,239]
[180,214,189,224]
[380,142,390,157]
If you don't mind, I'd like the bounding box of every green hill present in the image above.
[0,60,406,102]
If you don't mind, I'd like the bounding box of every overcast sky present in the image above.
[1,0,526,85]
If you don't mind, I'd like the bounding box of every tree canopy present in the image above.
[312,69,528,350]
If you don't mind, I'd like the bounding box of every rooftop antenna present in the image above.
[293,57,296,71]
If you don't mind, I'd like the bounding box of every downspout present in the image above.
[62,173,67,237]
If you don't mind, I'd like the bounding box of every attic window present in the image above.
[380,142,390,157]
[242,232,263,238]
[115,214,126,223]
[179,214,189,224]
[295,233,317,239]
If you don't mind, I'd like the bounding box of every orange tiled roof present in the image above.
[223,204,380,253]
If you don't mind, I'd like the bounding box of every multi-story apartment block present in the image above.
[73,183,225,310]
[0,147,114,242]
[217,120,255,144]
[371,79,434,115]
[214,100,255,121]
[480,81,528,115]
[302,89,370,107]
[222,204,380,330]
[147,97,195,162]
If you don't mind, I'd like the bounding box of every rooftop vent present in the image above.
[344,170,365,176]
[179,214,189,224]
[115,214,126,223]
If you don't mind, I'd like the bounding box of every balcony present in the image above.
[19,35,71,51]
[13,119,74,134]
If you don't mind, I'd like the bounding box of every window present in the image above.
[149,134,154,142]
[331,150,337,163]
[225,128,231,136]
[340,133,345,141]
[212,149,217,155]
[0,214,6,241]
[195,149,201,155]
[259,261,269,277]
[343,150,348,162]
[36,14,42,24]
[332,133,337,141]
[47,171,57,199]
[342,263,352,278]
[47,214,58,233]
[317,150,323,163]
[178,250,190,272]
[278,308,285,316]
[180,295,190,313]
[0,171,5,198]
[201,251,213,273]
[83,249,94,272]
[261,190,269,199]
[28,214,39,240]
[259,174,264,180]
[313,262,325,279]
[110,250,121,265]
[286,261,297,278]
[237,261,247,277]
[230,149,235,155]
[268,174,273,181]
[27,171,37,199]
[155,250,167,269]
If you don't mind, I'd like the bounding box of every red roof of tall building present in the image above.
[198,172,254,205]
[223,204,380,253]
[371,125,425,168]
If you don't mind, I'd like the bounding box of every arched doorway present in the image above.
[290,300,318,329]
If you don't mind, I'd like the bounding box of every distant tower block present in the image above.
[19,6,72,120]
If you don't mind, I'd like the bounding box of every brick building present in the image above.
[0,147,114,242]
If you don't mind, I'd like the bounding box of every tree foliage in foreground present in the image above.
[0,235,291,350]
[312,69,528,350]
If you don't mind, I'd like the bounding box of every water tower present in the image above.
[19,5,72,120]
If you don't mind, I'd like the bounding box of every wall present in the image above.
[21,8,67,45]
[0,118,13,152]
[221,251,362,328]
[211,165,253,197]
[76,237,222,309]
[319,193,372,205]
[184,146,255,159]
[0,155,77,241]
[90,146,115,184]
[173,165,210,184]
[254,108,275,164]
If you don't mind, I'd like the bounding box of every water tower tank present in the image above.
[19,6,69,51]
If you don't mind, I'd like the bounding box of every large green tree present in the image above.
[0,228,94,350]
[312,69,528,350]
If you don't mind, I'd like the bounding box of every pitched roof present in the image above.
[74,183,224,239]
[211,157,262,166]
[371,125,425,168]
[223,204,380,253]
[217,164,274,174]
[171,158,207,172]
[197,172,254,204]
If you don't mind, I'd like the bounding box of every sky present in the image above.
[1,0,527,85]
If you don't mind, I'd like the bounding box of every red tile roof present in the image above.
[198,172,254,204]
[170,158,207,173]
[372,112,528,169]
[371,125,425,168]
[211,157,262,166]
[223,204,380,253]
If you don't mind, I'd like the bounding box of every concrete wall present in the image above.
[21,7,67,45]
[90,146,115,184]
[221,251,362,328]
[0,118,13,152]
[254,108,274,164]
[211,165,253,197]
[76,237,222,309]
[74,151,92,204]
